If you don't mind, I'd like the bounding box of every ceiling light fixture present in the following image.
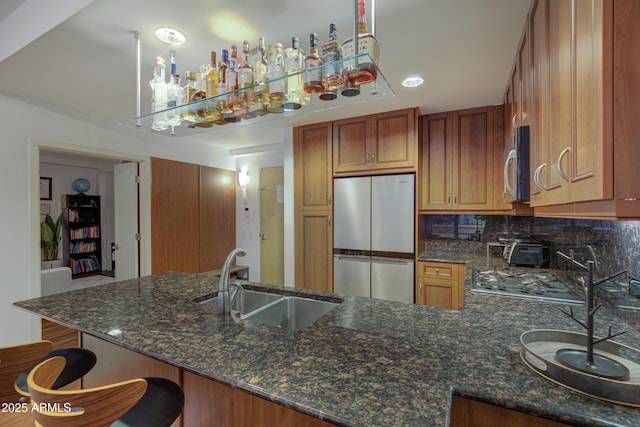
[155,27,186,45]
[402,76,424,88]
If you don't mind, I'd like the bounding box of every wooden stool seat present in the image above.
[28,357,184,427]
[1,340,53,403]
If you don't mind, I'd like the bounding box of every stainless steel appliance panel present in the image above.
[371,257,414,303]
[333,255,371,297]
[371,174,414,254]
[333,176,371,251]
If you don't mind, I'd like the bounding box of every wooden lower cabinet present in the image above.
[450,395,570,427]
[416,261,465,309]
[82,334,334,427]
[42,319,79,350]
[183,371,334,427]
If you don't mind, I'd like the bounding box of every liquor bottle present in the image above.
[224,45,239,122]
[343,0,379,86]
[237,40,254,118]
[251,36,269,116]
[149,56,168,130]
[182,71,199,122]
[166,50,182,125]
[321,23,344,99]
[283,36,305,111]
[266,43,285,113]
[218,49,229,96]
[205,51,219,98]
[166,74,183,126]
[303,33,324,94]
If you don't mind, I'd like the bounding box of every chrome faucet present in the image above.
[218,248,247,316]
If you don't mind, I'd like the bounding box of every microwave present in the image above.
[503,125,530,203]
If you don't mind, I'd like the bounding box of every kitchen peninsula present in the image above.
[14,271,640,426]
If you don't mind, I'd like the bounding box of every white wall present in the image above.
[0,93,234,346]
[233,130,294,287]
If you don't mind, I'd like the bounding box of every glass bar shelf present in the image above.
[119,53,394,136]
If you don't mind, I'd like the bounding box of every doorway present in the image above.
[35,143,144,292]
[259,167,284,286]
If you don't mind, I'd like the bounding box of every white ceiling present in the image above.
[0,0,530,151]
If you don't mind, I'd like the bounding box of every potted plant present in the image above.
[41,213,63,269]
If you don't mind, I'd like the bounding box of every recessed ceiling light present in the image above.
[402,76,424,88]
[155,27,186,45]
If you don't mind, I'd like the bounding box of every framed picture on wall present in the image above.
[40,177,52,200]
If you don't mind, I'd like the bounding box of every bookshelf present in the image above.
[63,194,102,278]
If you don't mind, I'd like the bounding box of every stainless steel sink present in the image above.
[244,296,339,330]
[198,289,281,316]
[197,288,340,330]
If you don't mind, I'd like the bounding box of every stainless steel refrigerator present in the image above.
[333,174,415,303]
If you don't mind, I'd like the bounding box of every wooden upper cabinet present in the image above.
[523,0,640,218]
[294,122,333,211]
[419,107,494,212]
[333,108,417,175]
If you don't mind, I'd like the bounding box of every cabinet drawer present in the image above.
[418,261,459,279]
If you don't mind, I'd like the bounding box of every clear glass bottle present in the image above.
[224,45,239,122]
[251,36,269,116]
[303,33,324,94]
[182,71,199,122]
[150,56,168,130]
[237,40,254,118]
[266,43,285,113]
[321,23,344,98]
[343,0,379,86]
[166,74,183,126]
[166,50,182,125]
[283,36,305,111]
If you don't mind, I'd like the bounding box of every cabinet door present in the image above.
[529,0,549,206]
[451,107,493,210]
[544,0,572,205]
[419,113,452,210]
[570,0,609,202]
[369,108,417,171]
[417,277,453,309]
[295,211,332,293]
[333,116,370,174]
[294,123,333,211]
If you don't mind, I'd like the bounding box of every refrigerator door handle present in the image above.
[336,255,371,263]
[371,258,413,266]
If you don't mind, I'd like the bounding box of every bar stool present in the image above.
[0,340,97,403]
[28,356,184,427]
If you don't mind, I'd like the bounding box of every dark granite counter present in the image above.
[14,268,640,426]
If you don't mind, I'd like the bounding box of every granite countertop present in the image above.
[14,268,640,426]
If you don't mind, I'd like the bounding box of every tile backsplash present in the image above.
[423,215,640,277]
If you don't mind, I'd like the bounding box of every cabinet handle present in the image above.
[366,152,371,163]
[328,195,331,205]
[454,193,457,204]
[503,149,517,198]
[328,216,331,226]
[371,153,376,163]
[534,163,547,190]
[557,147,571,183]
[447,193,451,204]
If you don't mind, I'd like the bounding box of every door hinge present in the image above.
[135,233,141,241]
[135,175,141,184]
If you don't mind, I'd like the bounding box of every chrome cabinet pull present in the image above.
[454,193,457,204]
[503,149,517,198]
[534,163,547,190]
[371,152,376,163]
[447,193,451,204]
[557,147,571,182]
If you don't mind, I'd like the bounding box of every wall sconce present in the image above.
[238,167,250,190]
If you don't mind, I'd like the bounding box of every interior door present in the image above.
[259,167,284,286]
[114,162,139,281]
